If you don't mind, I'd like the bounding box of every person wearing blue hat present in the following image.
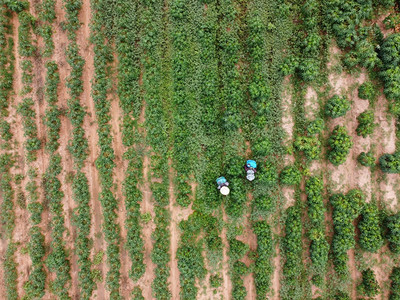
[244,160,257,181]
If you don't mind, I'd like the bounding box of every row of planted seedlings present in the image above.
[90,0,122,296]
[0,3,17,299]
[41,0,73,296]
[169,0,199,298]
[13,4,50,299]
[218,0,251,298]
[114,0,145,294]
[140,0,171,298]
[62,0,95,297]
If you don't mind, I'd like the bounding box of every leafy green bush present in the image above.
[356,110,375,137]
[358,202,383,252]
[380,33,400,101]
[380,152,400,173]
[280,165,301,186]
[358,269,379,297]
[328,126,353,165]
[325,95,351,118]
[358,151,375,167]
[358,81,377,101]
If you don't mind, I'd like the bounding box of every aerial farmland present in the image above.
[0,0,400,299]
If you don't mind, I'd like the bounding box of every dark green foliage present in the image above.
[330,190,364,278]
[0,120,12,141]
[358,81,377,101]
[280,165,301,186]
[328,126,353,166]
[210,275,222,289]
[358,202,383,252]
[387,213,400,253]
[132,287,145,300]
[5,0,29,13]
[335,291,350,300]
[380,34,400,101]
[305,177,329,274]
[384,14,400,30]
[380,152,400,173]
[358,269,379,297]
[325,95,351,119]
[356,110,375,138]
[18,11,35,57]
[253,221,273,299]
[358,151,375,167]
[324,0,372,49]
[282,206,303,299]
[390,267,400,300]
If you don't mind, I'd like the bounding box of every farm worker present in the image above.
[216,176,230,195]
[245,160,257,181]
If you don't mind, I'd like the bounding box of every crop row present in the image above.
[62,0,94,296]
[43,155,71,298]
[90,0,121,296]
[305,177,328,282]
[170,0,194,208]
[141,0,171,298]
[330,190,363,278]
[115,0,145,284]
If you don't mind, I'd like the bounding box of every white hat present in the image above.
[246,170,255,181]
[220,186,230,195]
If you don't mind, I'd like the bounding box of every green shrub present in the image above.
[384,14,400,30]
[356,110,375,137]
[210,275,222,289]
[358,81,377,101]
[328,126,353,166]
[358,151,375,167]
[380,152,400,173]
[325,95,351,118]
[380,33,400,101]
[358,269,379,297]
[280,165,301,186]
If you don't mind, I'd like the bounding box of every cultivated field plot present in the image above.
[1,0,400,299]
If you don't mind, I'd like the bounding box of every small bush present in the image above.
[280,165,301,186]
[358,151,375,167]
[294,135,321,160]
[306,118,324,135]
[358,81,377,101]
[356,110,375,137]
[325,95,351,118]
[380,152,400,173]
[328,126,353,166]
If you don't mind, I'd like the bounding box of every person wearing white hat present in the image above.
[216,176,230,195]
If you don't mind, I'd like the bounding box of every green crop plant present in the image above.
[358,202,383,252]
[380,152,400,173]
[390,267,400,300]
[280,165,302,186]
[358,81,377,102]
[358,269,379,297]
[325,95,351,119]
[356,110,375,138]
[358,151,375,167]
[305,177,329,278]
[386,212,400,253]
[330,190,363,278]
[328,126,353,166]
